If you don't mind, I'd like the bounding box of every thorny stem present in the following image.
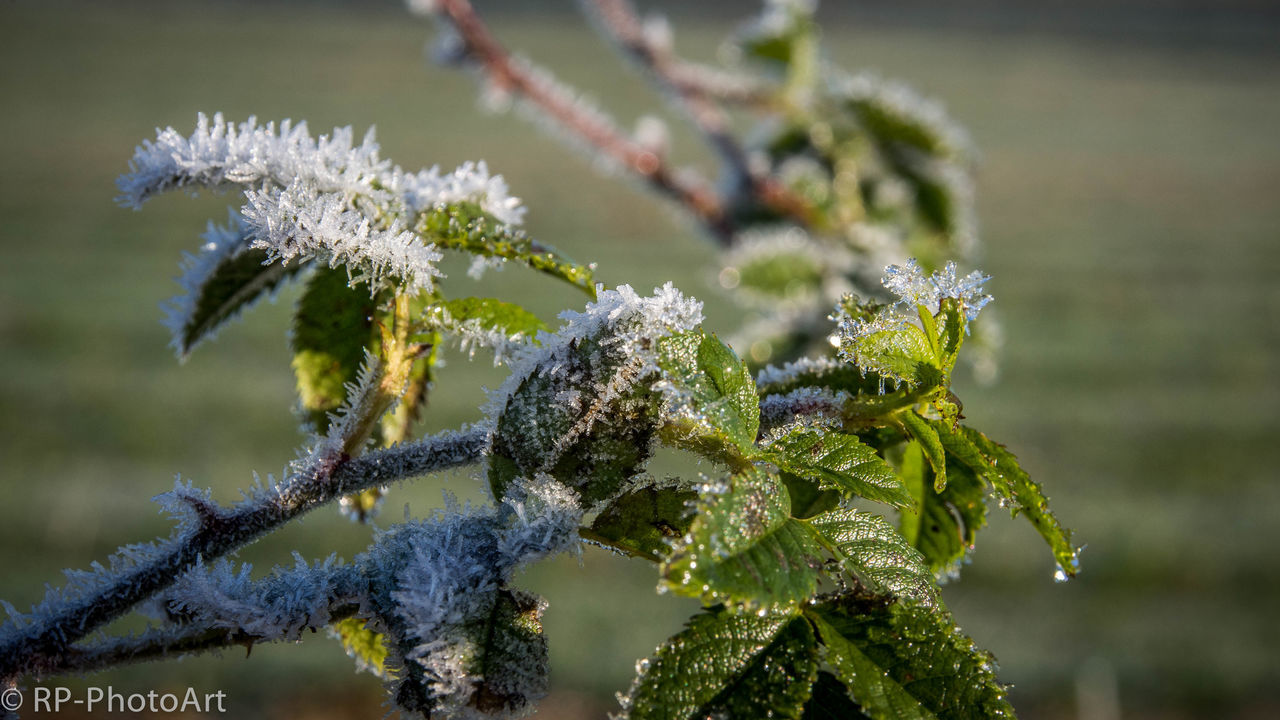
[582,0,822,231]
[432,0,734,244]
[0,424,490,681]
[35,604,361,678]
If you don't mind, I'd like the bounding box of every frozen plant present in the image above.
[0,3,1079,719]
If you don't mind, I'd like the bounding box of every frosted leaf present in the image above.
[241,180,443,293]
[162,211,251,345]
[120,112,526,230]
[831,260,993,389]
[485,284,702,506]
[117,112,390,207]
[828,70,974,160]
[718,226,852,310]
[390,160,526,227]
[485,282,702,430]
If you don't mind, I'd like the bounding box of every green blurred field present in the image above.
[1,1,1278,718]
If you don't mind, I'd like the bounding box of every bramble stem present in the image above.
[0,425,489,681]
[36,604,361,677]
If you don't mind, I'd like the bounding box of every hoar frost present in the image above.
[118,112,528,348]
[131,477,581,720]
[486,284,703,508]
[881,258,991,320]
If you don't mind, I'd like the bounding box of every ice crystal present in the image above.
[391,160,526,227]
[360,478,580,717]
[241,180,443,293]
[120,113,527,227]
[485,283,703,423]
[882,258,991,321]
[117,112,389,207]
[466,254,505,280]
[754,355,843,389]
[147,554,359,642]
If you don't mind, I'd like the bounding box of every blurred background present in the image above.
[2,0,1278,718]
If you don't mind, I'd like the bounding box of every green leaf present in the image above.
[589,485,698,561]
[625,607,818,720]
[767,427,913,509]
[780,472,841,520]
[656,331,761,463]
[934,298,967,373]
[896,410,947,492]
[844,89,972,239]
[331,617,388,678]
[802,672,871,720]
[930,421,1079,578]
[173,247,306,357]
[429,296,547,340]
[841,315,943,392]
[291,267,380,433]
[897,442,988,581]
[414,202,595,295]
[734,249,824,301]
[845,94,965,161]
[808,593,1016,720]
[662,467,825,609]
[665,467,936,608]
[806,508,939,607]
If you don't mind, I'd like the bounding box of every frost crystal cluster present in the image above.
[118,112,527,354]
[0,3,1079,719]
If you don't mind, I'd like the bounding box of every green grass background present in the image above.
[1,1,1278,718]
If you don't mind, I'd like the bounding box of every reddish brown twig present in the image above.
[435,0,735,244]
[582,0,823,232]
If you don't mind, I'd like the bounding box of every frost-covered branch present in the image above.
[0,425,489,680]
[37,596,363,677]
[426,0,734,242]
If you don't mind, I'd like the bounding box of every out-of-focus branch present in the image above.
[584,0,824,232]
[434,0,735,244]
